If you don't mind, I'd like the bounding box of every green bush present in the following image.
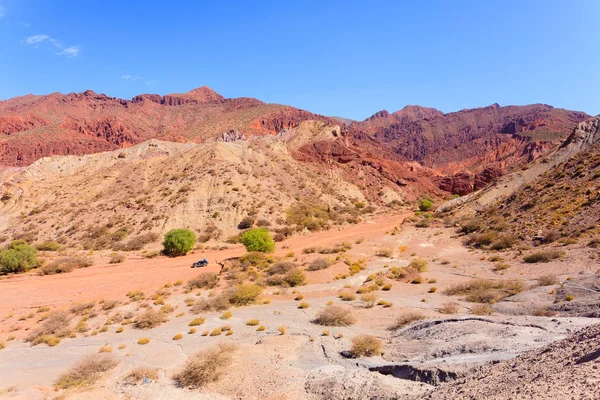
[240,228,275,253]
[418,199,433,212]
[228,284,263,306]
[0,241,37,274]
[36,241,62,251]
[162,229,196,257]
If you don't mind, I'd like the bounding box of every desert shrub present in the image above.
[390,311,426,329]
[245,319,260,326]
[533,307,557,317]
[284,268,306,287]
[237,216,255,229]
[375,248,393,257]
[459,219,481,234]
[438,302,459,314]
[220,311,232,319]
[298,301,309,309]
[137,337,150,345]
[471,304,494,315]
[189,317,205,326]
[415,218,432,228]
[191,294,230,313]
[537,274,559,286]
[338,289,356,301]
[266,261,295,275]
[408,257,428,272]
[493,263,511,272]
[350,335,382,357]
[524,249,565,263]
[418,199,433,212]
[543,230,561,244]
[27,310,73,344]
[70,301,95,315]
[173,343,237,388]
[490,234,518,250]
[39,256,93,275]
[162,229,196,257]
[228,284,263,306]
[444,279,526,303]
[307,257,331,271]
[55,354,118,389]
[134,308,168,329]
[0,241,37,274]
[360,293,379,308]
[36,241,62,251]
[588,238,600,248]
[114,233,160,251]
[285,202,333,231]
[188,272,219,289]
[109,253,125,264]
[313,305,356,326]
[240,228,275,253]
[123,367,159,384]
[465,232,497,248]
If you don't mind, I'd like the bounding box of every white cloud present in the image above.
[133,76,142,81]
[145,80,159,86]
[57,46,80,58]
[121,75,132,80]
[25,34,50,45]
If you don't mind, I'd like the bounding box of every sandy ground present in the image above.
[0,217,598,399]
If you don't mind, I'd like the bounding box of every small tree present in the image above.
[240,228,275,253]
[418,199,433,212]
[0,240,37,275]
[162,229,196,257]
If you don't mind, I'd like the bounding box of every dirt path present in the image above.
[0,213,407,317]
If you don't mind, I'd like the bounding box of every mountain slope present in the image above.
[350,103,589,178]
[0,87,339,166]
[0,121,441,248]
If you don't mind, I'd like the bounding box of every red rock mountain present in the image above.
[0,87,338,166]
[349,103,589,194]
[0,87,590,196]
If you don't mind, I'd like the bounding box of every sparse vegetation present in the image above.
[228,284,263,306]
[134,308,168,329]
[313,305,356,326]
[123,367,159,384]
[438,302,460,314]
[471,304,494,315]
[390,311,426,329]
[524,249,565,263]
[55,354,118,389]
[537,274,559,286]
[39,256,93,275]
[350,335,382,357]
[0,240,37,275]
[307,257,331,271]
[188,272,219,290]
[444,279,526,303]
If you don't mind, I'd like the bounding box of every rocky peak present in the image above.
[392,105,444,120]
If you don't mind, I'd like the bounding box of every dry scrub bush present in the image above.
[307,258,331,271]
[375,248,393,257]
[174,343,236,388]
[134,309,168,329]
[55,354,118,389]
[537,274,559,286]
[137,337,150,345]
[188,272,219,290]
[313,305,356,326]
[245,319,260,326]
[471,304,494,315]
[350,335,382,357]
[27,310,72,344]
[298,301,309,309]
[438,302,460,314]
[338,290,356,301]
[191,295,230,313]
[228,284,262,306]
[360,293,379,308]
[189,317,205,326]
[123,367,159,384]
[493,263,511,272]
[173,333,183,340]
[284,268,306,287]
[39,256,93,275]
[444,279,526,303]
[408,257,428,272]
[109,253,125,264]
[390,311,426,329]
[524,249,565,263]
[70,302,95,315]
[220,311,232,319]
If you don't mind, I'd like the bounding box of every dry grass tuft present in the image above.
[123,367,159,384]
[313,305,356,326]
[350,335,382,357]
[390,311,426,329]
[55,354,118,389]
[137,337,150,345]
[134,308,168,329]
[471,304,494,315]
[524,249,565,263]
[438,302,460,314]
[444,279,526,303]
[173,343,237,388]
[537,274,559,286]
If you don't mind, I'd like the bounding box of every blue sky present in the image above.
[0,0,598,120]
